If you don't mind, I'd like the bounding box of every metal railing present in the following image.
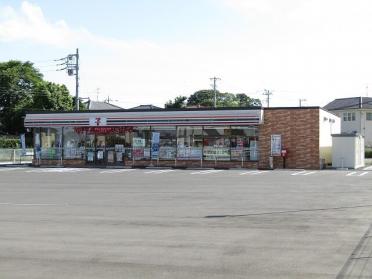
[0,148,34,165]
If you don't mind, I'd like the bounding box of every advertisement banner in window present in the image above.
[151,132,160,159]
[271,134,282,156]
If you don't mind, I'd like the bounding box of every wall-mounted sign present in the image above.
[271,134,282,156]
[89,117,107,126]
[74,126,133,135]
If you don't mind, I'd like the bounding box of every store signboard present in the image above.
[89,117,107,126]
[271,134,282,156]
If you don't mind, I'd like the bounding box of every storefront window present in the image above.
[152,126,176,160]
[231,126,258,161]
[40,127,62,159]
[203,126,230,161]
[132,126,151,160]
[177,126,203,160]
[63,127,85,159]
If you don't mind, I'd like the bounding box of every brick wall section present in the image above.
[258,108,320,169]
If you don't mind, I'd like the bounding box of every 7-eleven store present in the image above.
[24,107,339,169]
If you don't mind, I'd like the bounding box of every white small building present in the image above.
[319,109,341,165]
[332,134,365,169]
[324,97,372,147]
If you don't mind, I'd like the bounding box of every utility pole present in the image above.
[75,48,79,111]
[210,77,221,108]
[262,89,273,108]
[299,98,306,107]
[56,48,80,110]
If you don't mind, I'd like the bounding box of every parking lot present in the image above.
[0,166,372,278]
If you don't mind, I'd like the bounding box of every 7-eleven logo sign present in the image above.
[89,117,107,126]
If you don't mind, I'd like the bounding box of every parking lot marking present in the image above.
[291,171,307,176]
[144,169,174,174]
[291,171,317,176]
[363,166,372,171]
[26,168,87,173]
[100,169,135,174]
[304,171,317,176]
[240,170,268,175]
[190,170,223,175]
[346,171,369,177]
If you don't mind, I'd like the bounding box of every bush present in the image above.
[366,149,372,159]
[0,137,20,148]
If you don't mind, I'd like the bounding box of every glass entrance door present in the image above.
[95,135,106,166]
[106,134,126,166]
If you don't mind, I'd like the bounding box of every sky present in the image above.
[1,0,372,108]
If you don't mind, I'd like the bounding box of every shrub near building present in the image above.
[0,137,20,148]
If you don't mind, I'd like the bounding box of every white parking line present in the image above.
[363,166,372,171]
[346,171,369,177]
[26,168,87,173]
[144,169,175,174]
[100,169,135,174]
[240,170,268,175]
[190,170,223,175]
[291,171,317,176]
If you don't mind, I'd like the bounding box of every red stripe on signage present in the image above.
[28,114,259,122]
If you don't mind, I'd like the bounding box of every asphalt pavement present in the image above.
[0,167,372,278]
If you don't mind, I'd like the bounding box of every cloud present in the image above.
[2,1,372,108]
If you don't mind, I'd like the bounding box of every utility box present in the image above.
[332,133,365,169]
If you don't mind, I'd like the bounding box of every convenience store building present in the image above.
[24,107,340,169]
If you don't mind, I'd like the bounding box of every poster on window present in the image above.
[133,138,145,147]
[97,150,104,160]
[87,151,94,162]
[107,151,114,163]
[151,132,160,159]
[271,134,282,156]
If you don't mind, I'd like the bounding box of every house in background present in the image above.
[324,97,372,147]
[85,100,123,110]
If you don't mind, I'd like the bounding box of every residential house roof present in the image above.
[129,104,163,110]
[85,100,123,110]
[324,97,372,110]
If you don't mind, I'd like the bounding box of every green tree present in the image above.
[165,95,187,108]
[236,93,261,107]
[186,90,215,107]
[0,60,78,135]
[32,82,74,111]
[183,90,261,108]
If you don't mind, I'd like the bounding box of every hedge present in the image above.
[0,137,20,148]
[366,149,372,159]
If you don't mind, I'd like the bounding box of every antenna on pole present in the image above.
[96,88,100,101]
[299,98,306,107]
[366,84,369,97]
[210,77,221,108]
[262,89,273,108]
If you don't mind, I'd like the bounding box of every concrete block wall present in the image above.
[258,108,320,169]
